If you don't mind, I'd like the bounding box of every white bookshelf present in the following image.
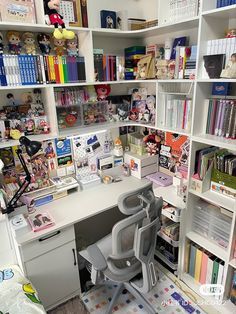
[0,0,236,313]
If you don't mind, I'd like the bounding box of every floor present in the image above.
[48,297,88,314]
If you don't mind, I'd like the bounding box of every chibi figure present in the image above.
[26,119,35,134]
[37,33,51,55]
[22,32,36,55]
[54,38,66,56]
[226,29,236,38]
[106,16,114,28]
[95,84,111,100]
[0,32,4,54]
[117,103,129,121]
[221,53,236,79]
[146,95,156,125]
[44,0,75,39]
[143,131,161,155]
[7,31,21,54]
[66,35,79,56]
[129,109,139,121]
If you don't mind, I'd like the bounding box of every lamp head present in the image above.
[19,136,42,157]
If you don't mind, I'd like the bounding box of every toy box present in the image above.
[124,152,158,179]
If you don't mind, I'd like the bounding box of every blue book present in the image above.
[189,243,197,277]
[170,37,187,60]
[217,0,222,7]
[100,10,116,29]
[0,55,7,86]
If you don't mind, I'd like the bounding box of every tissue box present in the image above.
[124,152,158,179]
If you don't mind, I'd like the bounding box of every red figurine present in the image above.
[94,84,111,101]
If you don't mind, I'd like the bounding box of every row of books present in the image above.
[207,37,236,63]
[165,98,192,131]
[94,49,125,82]
[187,242,224,293]
[205,99,236,139]
[217,0,236,8]
[175,45,197,80]
[125,46,145,80]
[169,0,199,23]
[0,55,86,86]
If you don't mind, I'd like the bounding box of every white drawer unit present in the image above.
[19,226,80,310]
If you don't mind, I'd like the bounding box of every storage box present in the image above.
[211,168,236,199]
[124,152,158,179]
[212,82,231,96]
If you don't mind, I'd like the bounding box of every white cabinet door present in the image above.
[25,240,80,309]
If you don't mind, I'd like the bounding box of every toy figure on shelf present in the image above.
[146,96,156,125]
[7,31,21,55]
[0,32,4,54]
[25,119,35,135]
[66,35,79,56]
[22,32,36,55]
[37,33,51,55]
[117,102,129,121]
[221,53,236,79]
[129,109,139,121]
[95,84,111,101]
[226,29,236,38]
[6,94,19,107]
[144,131,161,156]
[54,38,66,56]
[113,138,123,157]
[44,0,75,39]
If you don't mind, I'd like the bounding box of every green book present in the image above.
[62,56,68,83]
[206,99,212,134]
[211,258,219,285]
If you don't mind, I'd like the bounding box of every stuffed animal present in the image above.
[44,0,75,39]
[7,31,21,54]
[143,131,161,156]
[37,33,51,55]
[22,32,36,55]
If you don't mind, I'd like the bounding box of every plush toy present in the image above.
[37,33,51,55]
[7,31,21,54]
[22,32,36,55]
[94,84,111,101]
[54,38,66,56]
[0,32,4,54]
[66,35,79,56]
[44,0,75,39]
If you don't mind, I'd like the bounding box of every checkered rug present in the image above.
[81,273,206,314]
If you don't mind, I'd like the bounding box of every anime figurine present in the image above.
[22,32,36,55]
[129,109,139,121]
[226,29,236,38]
[146,96,156,125]
[25,119,35,134]
[7,31,21,54]
[221,53,236,79]
[113,138,123,157]
[44,0,75,39]
[44,142,55,158]
[95,84,111,101]
[37,33,51,55]
[66,35,79,56]
[0,32,4,54]
[117,102,129,121]
[143,131,161,155]
[107,101,117,121]
[6,93,19,107]
[54,38,66,56]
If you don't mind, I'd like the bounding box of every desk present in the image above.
[10,175,148,311]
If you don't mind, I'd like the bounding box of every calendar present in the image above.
[60,0,82,27]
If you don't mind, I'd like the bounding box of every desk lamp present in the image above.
[1,136,42,215]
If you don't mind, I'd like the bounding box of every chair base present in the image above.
[105,282,156,314]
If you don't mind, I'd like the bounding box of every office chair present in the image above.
[79,182,162,314]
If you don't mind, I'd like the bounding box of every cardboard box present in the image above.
[124,152,158,179]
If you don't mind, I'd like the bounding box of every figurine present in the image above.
[44,0,75,39]
[0,32,4,54]
[221,53,236,79]
[117,102,129,121]
[66,35,79,56]
[129,109,139,121]
[6,93,19,107]
[37,33,51,55]
[143,131,161,156]
[25,119,35,134]
[226,29,236,38]
[146,96,156,125]
[95,84,111,101]
[54,38,66,56]
[7,31,21,54]
[113,138,123,157]
[22,32,36,55]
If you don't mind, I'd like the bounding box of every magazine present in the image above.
[28,212,55,232]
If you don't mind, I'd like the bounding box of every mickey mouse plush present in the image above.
[44,0,75,39]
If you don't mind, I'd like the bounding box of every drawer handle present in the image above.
[72,248,77,266]
[38,230,61,242]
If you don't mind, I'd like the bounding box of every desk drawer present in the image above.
[21,226,75,262]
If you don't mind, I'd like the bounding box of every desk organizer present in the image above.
[192,200,232,249]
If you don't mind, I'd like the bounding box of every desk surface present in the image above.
[14,176,149,246]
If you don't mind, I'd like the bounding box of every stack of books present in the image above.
[93,49,118,82]
[165,98,192,131]
[169,0,199,23]
[206,37,236,64]
[205,99,236,139]
[187,242,225,294]
[0,55,86,86]
[124,46,145,80]
[217,0,236,8]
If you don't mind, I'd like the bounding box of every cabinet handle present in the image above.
[38,230,61,242]
[72,248,77,266]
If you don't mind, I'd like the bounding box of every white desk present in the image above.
[10,175,149,311]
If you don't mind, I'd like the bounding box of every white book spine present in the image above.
[206,256,214,285]
[207,40,212,55]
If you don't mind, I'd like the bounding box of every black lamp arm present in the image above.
[4,149,32,213]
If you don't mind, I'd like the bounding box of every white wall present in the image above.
[87,0,158,28]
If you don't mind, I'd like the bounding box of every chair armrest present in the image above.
[87,244,107,271]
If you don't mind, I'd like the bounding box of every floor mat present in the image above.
[81,272,206,314]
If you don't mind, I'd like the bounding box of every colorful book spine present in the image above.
[189,243,197,277]
[199,250,208,284]
[194,247,203,282]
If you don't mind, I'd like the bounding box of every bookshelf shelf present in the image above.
[157,231,179,247]
[155,249,178,270]
[192,134,236,151]
[186,231,228,261]
[189,189,235,213]
[201,4,236,18]
[153,185,185,210]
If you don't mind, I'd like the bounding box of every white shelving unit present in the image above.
[0,0,236,313]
